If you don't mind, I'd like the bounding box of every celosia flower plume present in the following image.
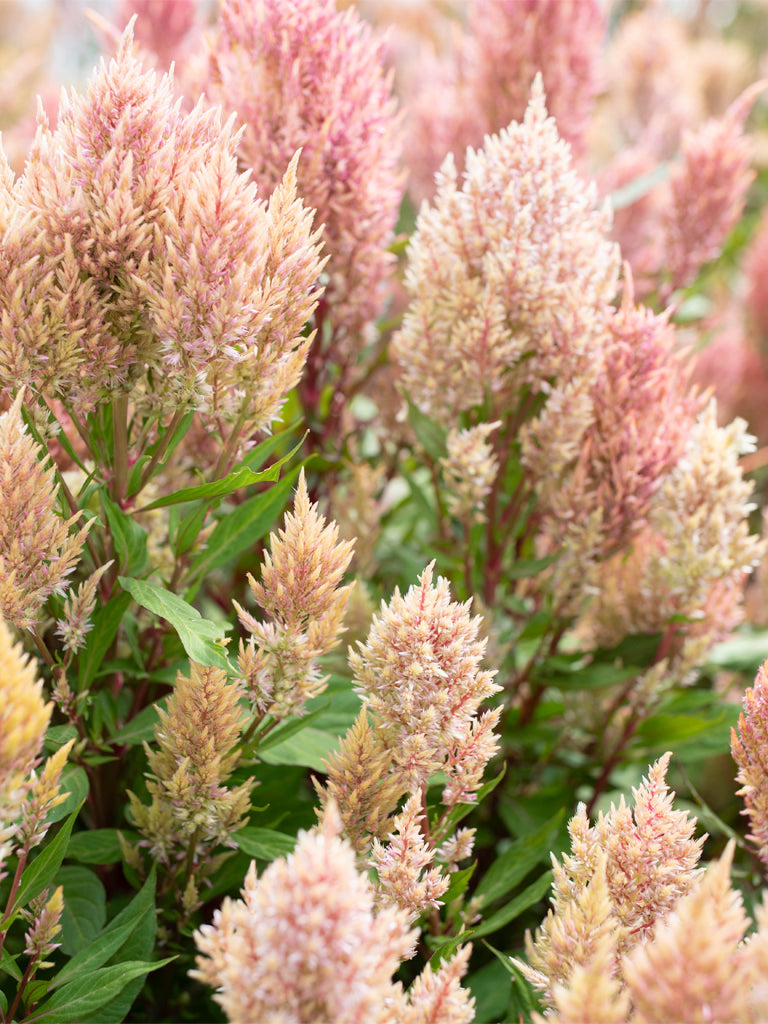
[393,76,619,426]
[193,801,476,1024]
[0,615,51,816]
[517,753,704,1004]
[732,657,768,870]
[129,662,253,870]
[192,801,417,1024]
[405,0,605,202]
[350,561,500,794]
[0,392,90,630]
[203,0,402,353]
[0,22,324,433]
[235,469,355,718]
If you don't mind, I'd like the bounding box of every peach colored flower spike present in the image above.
[0,21,324,433]
[204,0,403,356]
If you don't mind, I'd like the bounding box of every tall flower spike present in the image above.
[204,0,403,353]
[0,615,51,820]
[527,270,701,573]
[623,841,754,1024]
[405,0,605,202]
[317,708,405,854]
[235,469,355,718]
[370,791,450,921]
[0,23,324,430]
[0,392,90,630]
[519,754,704,1006]
[661,82,765,298]
[732,657,768,869]
[192,801,418,1024]
[393,76,619,426]
[350,561,500,793]
[128,663,252,870]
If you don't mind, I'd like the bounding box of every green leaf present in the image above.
[118,576,231,670]
[174,500,210,557]
[482,943,540,1017]
[55,867,157,986]
[708,630,768,671]
[79,592,132,690]
[506,553,559,580]
[188,467,300,580]
[56,866,107,957]
[236,827,297,861]
[126,411,195,497]
[108,700,165,747]
[136,433,306,512]
[427,930,475,968]
[46,766,89,824]
[470,870,553,939]
[474,811,564,909]
[258,727,341,771]
[0,947,22,982]
[65,830,127,865]
[406,397,447,461]
[33,959,174,1022]
[102,496,150,577]
[14,805,83,914]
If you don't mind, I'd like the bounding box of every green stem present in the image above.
[137,407,187,496]
[111,393,129,503]
[212,405,249,481]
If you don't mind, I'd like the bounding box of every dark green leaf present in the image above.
[55,867,157,986]
[118,576,231,670]
[474,811,563,908]
[14,805,83,914]
[65,830,127,865]
[236,827,297,861]
[102,496,150,577]
[33,959,173,1021]
[55,866,107,957]
[188,467,300,580]
[258,727,341,771]
[79,592,132,691]
[470,870,553,939]
[108,700,165,747]
[427,930,475,968]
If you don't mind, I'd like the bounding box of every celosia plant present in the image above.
[1,3,768,1022]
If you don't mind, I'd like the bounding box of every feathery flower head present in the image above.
[528,274,701,569]
[467,0,604,158]
[0,392,90,629]
[370,791,450,920]
[234,469,355,718]
[23,885,64,969]
[584,400,763,661]
[405,0,605,203]
[393,76,619,425]
[398,943,475,1024]
[441,420,501,524]
[0,615,51,817]
[1,23,323,429]
[533,840,768,1023]
[350,561,500,793]
[519,753,704,1005]
[129,662,252,868]
[661,82,764,299]
[317,707,405,855]
[622,841,758,1024]
[204,0,403,349]
[192,801,418,1024]
[732,658,768,869]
